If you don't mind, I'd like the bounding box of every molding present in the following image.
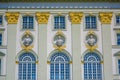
[112,45,120,49]
[0,45,7,49]
[6,12,19,24]
[1,0,120,2]
[113,29,120,33]
[36,12,49,24]
[99,12,113,24]
[69,12,83,24]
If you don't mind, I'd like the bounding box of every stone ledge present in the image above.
[112,45,120,49]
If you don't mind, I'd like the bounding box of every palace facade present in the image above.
[0,1,120,80]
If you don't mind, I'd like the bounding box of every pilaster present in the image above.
[69,12,83,80]
[6,12,19,80]
[36,12,49,80]
[99,12,113,80]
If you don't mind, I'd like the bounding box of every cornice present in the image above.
[0,0,120,2]
[0,3,120,9]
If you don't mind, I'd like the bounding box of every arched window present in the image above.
[18,52,36,80]
[50,52,70,80]
[84,52,102,80]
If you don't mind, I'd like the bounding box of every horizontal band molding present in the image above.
[0,0,120,2]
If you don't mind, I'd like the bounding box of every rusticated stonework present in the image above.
[99,12,113,24]
[36,12,49,24]
[6,12,19,24]
[69,12,83,24]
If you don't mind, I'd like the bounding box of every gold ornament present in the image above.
[21,30,34,51]
[88,30,95,35]
[47,61,50,64]
[56,30,64,35]
[15,61,19,64]
[21,45,34,51]
[86,45,98,51]
[100,61,104,64]
[69,61,72,64]
[53,30,66,51]
[36,12,49,24]
[53,45,66,51]
[36,61,39,64]
[99,12,113,24]
[81,60,84,64]
[24,30,32,35]
[6,12,19,24]
[85,30,97,51]
[69,12,83,24]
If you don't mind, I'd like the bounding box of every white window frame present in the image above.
[83,13,98,31]
[51,14,67,31]
[115,15,120,26]
[0,56,4,75]
[114,56,120,74]
[114,29,120,46]
[0,30,4,46]
[20,14,35,31]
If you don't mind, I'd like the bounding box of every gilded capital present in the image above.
[99,12,113,24]
[36,12,49,24]
[69,12,83,24]
[6,12,19,24]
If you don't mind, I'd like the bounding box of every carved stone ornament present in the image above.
[69,12,83,24]
[21,30,34,51]
[36,12,49,24]
[85,31,98,51]
[99,12,113,24]
[6,12,19,24]
[53,30,66,51]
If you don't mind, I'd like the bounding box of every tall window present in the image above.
[54,16,65,29]
[117,33,120,45]
[116,15,120,25]
[118,59,120,74]
[18,53,36,80]
[50,52,70,80]
[0,34,2,45]
[85,16,97,29]
[23,16,34,29]
[84,52,102,80]
[0,16,2,25]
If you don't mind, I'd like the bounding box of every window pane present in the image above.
[85,16,97,29]
[84,52,102,80]
[54,16,65,29]
[0,16,2,25]
[23,16,34,29]
[116,16,120,25]
[18,53,36,80]
[50,53,70,80]
[0,34,2,45]
[117,34,120,45]
[118,59,120,74]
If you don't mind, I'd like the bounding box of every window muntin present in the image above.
[50,52,70,80]
[23,16,34,29]
[117,33,120,45]
[0,16,2,25]
[85,16,97,29]
[18,53,36,80]
[54,16,65,29]
[0,34,2,45]
[116,15,120,25]
[84,52,102,80]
